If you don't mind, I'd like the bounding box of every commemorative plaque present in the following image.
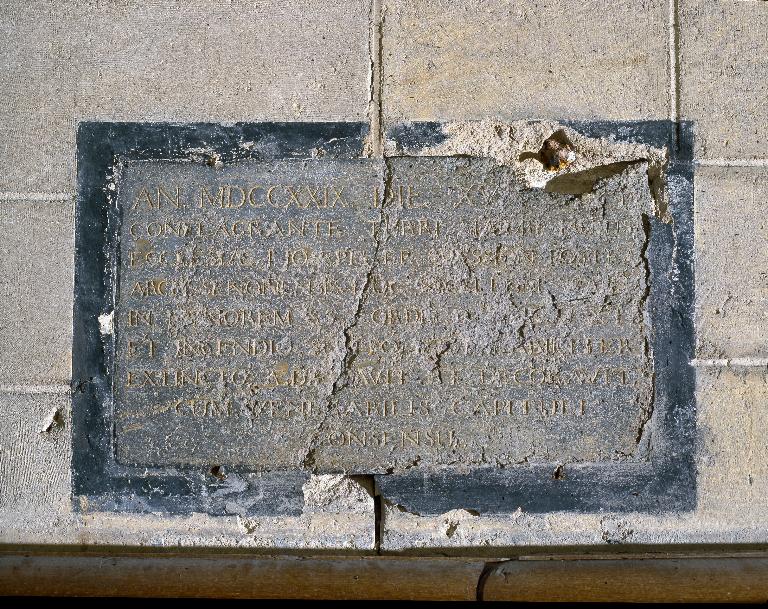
[72,122,695,515]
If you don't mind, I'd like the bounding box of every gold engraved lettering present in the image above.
[400,429,459,448]
[199,185,247,208]
[131,185,181,210]
[130,279,166,297]
[349,367,407,386]
[370,307,435,325]
[127,310,154,327]
[267,364,329,388]
[174,397,233,418]
[166,308,292,330]
[327,430,389,447]
[127,337,156,359]
[199,183,350,210]
[242,399,314,420]
[174,337,291,358]
[394,184,423,208]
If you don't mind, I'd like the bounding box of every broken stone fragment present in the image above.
[397,120,667,198]
[302,475,374,514]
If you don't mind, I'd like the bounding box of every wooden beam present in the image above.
[482,557,768,603]
[0,553,485,600]
[4,551,768,600]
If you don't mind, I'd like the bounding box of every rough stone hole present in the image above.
[39,407,64,434]
[209,465,226,480]
[519,129,576,171]
[517,128,662,199]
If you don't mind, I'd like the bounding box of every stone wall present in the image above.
[1,0,767,554]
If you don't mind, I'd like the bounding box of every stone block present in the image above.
[696,366,768,515]
[0,0,371,192]
[0,198,74,386]
[382,0,670,125]
[0,391,71,515]
[110,157,655,473]
[0,9,76,194]
[679,0,768,159]
[695,166,768,359]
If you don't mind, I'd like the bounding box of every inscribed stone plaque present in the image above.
[115,156,653,472]
[72,122,695,515]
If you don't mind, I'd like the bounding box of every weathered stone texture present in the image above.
[111,156,655,473]
[679,0,768,159]
[695,166,768,359]
[0,0,371,192]
[382,0,669,125]
[696,366,768,515]
[2,0,768,557]
[0,392,71,515]
[0,199,73,385]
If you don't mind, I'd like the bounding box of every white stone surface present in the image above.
[0,198,73,385]
[0,391,375,550]
[679,0,768,159]
[695,166,768,359]
[382,0,670,125]
[0,0,371,192]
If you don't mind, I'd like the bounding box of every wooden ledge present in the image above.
[2,551,768,601]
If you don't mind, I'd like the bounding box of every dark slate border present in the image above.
[73,120,695,516]
[72,122,370,515]
[376,120,696,514]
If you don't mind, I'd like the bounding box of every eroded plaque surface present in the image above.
[115,156,654,472]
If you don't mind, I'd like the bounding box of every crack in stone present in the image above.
[430,341,453,384]
[634,210,657,453]
[365,0,384,157]
[301,159,394,470]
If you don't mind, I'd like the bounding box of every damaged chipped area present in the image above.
[390,120,671,220]
[299,155,659,472]
[38,405,65,435]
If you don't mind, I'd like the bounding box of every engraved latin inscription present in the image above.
[113,157,655,472]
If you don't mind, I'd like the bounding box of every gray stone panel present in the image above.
[112,157,654,472]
